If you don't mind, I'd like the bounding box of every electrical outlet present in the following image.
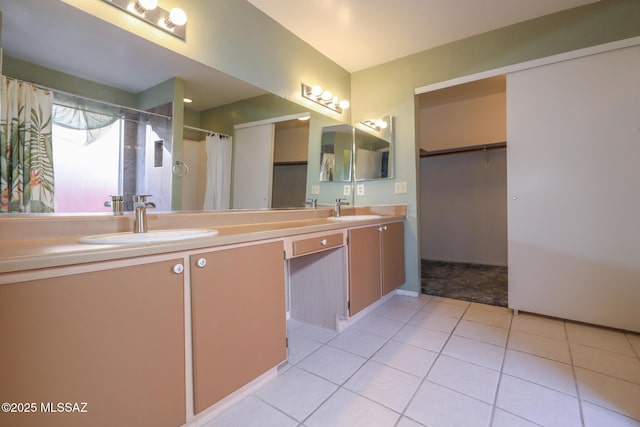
[356,184,365,196]
[394,181,408,194]
[311,185,320,195]
[343,184,351,196]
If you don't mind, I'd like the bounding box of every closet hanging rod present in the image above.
[420,141,506,157]
[183,125,230,138]
[3,75,173,120]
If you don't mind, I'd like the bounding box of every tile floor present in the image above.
[203,295,640,427]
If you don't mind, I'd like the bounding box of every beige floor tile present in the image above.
[392,323,450,353]
[454,319,509,347]
[372,339,438,378]
[582,401,640,427]
[327,327,388,358]
[491,408,539,427]
[386,294,431,310]
[305,388,399,427]
[420,298,469,319]
[628,332,640,357]
[287,334,323,364]
[502,349,576,396]
[352,313,405,338]
[576,367,640,421]
[463,305,513,329]
[288,322,337,344]
[203,395,298,427]
[255,367,338,422]
[442,335,505,371]
[571,343,640,383]
[508,330,571,363]
[470,302,512,313]
[344,360,421,412]
[511,312,567,341]
[566,322,636,356]
[297,345,366,385]
[427,355,500,403]
[396,416,425,427]
[496,374,581,427]
[405,381,492,427]
[374,303,419,323]
[408,310,460,333]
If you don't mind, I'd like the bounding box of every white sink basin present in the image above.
[326,214,382,222]
[79,229,219,244]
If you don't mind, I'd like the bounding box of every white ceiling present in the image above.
[248,0,599,72]
[0,0,599,111]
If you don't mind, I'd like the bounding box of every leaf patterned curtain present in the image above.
[0,76,54,213]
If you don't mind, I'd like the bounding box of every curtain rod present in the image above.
[3,75,173,120]
[183,125,230,138]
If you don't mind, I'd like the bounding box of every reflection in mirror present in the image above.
[354,116,394,181]
[54,94,173,213]
[319,124,353,182]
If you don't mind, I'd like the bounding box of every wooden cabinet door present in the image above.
[348,226,382,316]
[190,241,287,413]
[0,259,186,427]
[382,221,405,295]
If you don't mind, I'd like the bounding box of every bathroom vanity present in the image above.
[0,206,406,427]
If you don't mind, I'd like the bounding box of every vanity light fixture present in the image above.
[183,98,193,104]
[361,118,388,132]
[301,83,349,114]
[102,0,187,40]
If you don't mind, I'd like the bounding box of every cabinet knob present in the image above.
[383,225,388,231]
[172,263,184,274]
[196,258,207,268]
[378,226,383,232]
[320,239,328,246]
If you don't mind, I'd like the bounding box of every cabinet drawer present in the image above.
[292,233,344,257]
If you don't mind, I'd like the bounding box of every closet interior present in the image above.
[418,75,508,306]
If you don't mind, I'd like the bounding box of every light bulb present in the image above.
[138,0,158,10]
[339,99,350,109]
[311,85,323,97]
[169,8,187,26]
[321,90,332,101]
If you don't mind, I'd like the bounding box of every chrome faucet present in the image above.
[305,198,318,208]
[132,194,156,233]
[334,198,349,217]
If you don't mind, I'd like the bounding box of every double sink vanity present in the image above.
[0,205,405,427]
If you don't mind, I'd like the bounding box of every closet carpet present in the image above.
[421,260,508,307]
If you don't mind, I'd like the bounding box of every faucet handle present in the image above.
[133,194,152,203]
[306,198,318,208]
[104,195,124,215]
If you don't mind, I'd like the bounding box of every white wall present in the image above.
[507,44,640,332]
[420,148,507,265]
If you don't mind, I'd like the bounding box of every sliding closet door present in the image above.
[507,44,640,332]
[232,123,275,209]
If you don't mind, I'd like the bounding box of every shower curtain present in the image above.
[320,152,335,181]
[0,76,54,213]
[203,133,232,210]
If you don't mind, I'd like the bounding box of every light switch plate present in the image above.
[356,184,365,196]
[311,185,320,195]
[395,181,408,194]
[343,184,351,196]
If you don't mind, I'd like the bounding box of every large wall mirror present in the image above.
[318,116,394,183]
[354,116,394,181]
[0,0,343,214]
